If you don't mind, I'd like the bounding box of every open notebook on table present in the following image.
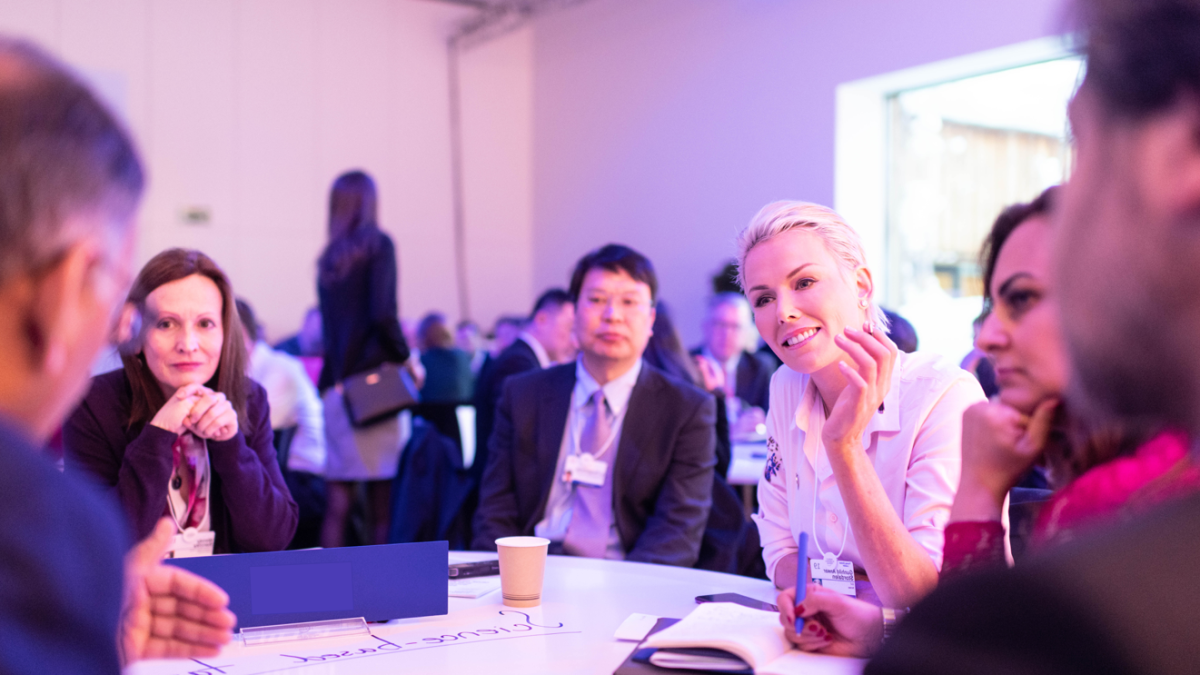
[617,602,865,675]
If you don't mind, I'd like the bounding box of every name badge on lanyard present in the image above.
[562,390,619,488]
[810,553,856,597]
[165,433,214,558]
[564,452,608,487]
[809,449,855,597]
[168,528,216,559]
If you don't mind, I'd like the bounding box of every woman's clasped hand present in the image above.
[149,383,239,442]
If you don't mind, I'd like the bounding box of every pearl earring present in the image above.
[859,298,868,309]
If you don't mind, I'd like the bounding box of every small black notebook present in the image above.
[614,618,680,675]
[614,618,754,674]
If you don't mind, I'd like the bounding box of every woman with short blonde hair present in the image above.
[741,200,984,608]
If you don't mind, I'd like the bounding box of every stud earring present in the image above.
[859,298,868,309]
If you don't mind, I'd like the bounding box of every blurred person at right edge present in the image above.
[785,2,1200,671]
[316,170,414,548]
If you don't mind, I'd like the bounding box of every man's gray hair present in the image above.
[706,291,750,314]
[0,37,144,284]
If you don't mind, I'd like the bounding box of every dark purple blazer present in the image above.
[63,369,298,554]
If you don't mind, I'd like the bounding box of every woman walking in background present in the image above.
[317,170,414,547]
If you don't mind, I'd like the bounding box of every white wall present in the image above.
[459,26,536,327]
[0,0,537,341]
[529,0,1066,347]
[0,0,1069,348]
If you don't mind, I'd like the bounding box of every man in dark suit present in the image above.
[472,288,575,478]
[795,1,1200,672]
[693,292,773,412]
[0,37,234,673]
[473,245,717,567]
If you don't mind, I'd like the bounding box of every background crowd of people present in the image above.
[4,0,1200,672]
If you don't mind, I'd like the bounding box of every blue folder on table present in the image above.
[167,541,448,629]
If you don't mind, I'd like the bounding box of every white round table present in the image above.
[130,552,865,675]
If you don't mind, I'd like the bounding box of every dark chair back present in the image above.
[270,425,325,550]
[696,473,767,578]
[411,402,464,448]
[271,425,298,473]
[1009,487,1054,561]
[388,418,477,549]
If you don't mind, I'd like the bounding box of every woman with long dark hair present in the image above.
[317,170,412,547]
[64,248,297,555]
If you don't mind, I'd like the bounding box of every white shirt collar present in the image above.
[574,357,642,416]
[518,331,552,369]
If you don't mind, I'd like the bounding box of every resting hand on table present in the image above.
[822,325,898,450]
[778,584,882,658]
[119,518,236,665]
[951,397,1058,521]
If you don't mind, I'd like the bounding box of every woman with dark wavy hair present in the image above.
[317,170,412,548]
[64,248,297,555]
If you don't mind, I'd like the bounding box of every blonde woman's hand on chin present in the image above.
[148,383,206,434]
[951,396,1058,522]
[184,387,239,442]
[822,325,899,450]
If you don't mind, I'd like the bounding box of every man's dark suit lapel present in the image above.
[514,338,538,366]
[526,364,575,532]
[613,365,659,527]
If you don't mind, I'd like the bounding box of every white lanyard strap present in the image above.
[811,440,850,561]
[168,434,209,531]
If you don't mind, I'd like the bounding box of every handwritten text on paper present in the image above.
[136,609,576,675]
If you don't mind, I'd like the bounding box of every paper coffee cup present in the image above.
[495,536,549,608]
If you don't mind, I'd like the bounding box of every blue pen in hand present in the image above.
[794,531,808,635]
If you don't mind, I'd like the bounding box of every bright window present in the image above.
[885,57,1083,360]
